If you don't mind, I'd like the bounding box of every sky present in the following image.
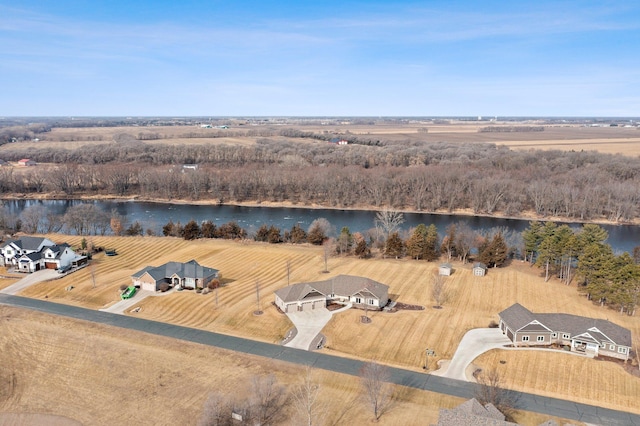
[1,1,639,117]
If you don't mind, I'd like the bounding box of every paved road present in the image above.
[432,328,512,381]
[1,294,639,426]
[0,269,59,295]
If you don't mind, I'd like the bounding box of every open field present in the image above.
[11,234,640,415]
[3,121,640,156]
[0,305,472,426]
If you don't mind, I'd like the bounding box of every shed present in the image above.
[472,262,487,277]
[439,263,453,276]
[18,159,37,166]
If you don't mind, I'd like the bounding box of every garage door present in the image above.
[313,300,325,309]
[45,262,58,269]
[301,302,314,311]
[141,281,156,292]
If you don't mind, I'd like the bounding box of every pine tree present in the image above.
[289,224,307,244]
[406,224,428,260]
[424,224,440,261]
[521,221,544,263]
[254,224,270,242]
[182,220,201,240]
[384,232,405,259]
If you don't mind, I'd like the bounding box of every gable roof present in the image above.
[274,275,389,303]
[3,236,53,252]
[132,260,219,282]
[500,303,632,347]
[436,398,514,426]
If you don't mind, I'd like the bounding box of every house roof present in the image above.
[132,260,219,282]
[473,262,487,269]
[500,303,632,347]
[3,236,52,252]
[274,275,389,304]
[436,398,514,426]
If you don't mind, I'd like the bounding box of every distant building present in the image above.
[18,158,37,166]
[439,263,453,276]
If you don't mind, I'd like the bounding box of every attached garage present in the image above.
[45,262,58,269]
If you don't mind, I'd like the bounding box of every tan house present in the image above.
[131,260,219,292]
[499,303,632,361]
[274,275,389,313]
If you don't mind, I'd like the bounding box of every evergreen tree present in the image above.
[267,225,282,243]
[336,226,353,255]
[182,220,201,240]
[384,232,405,259]
[354,232,371,259]
[254,224,269,242]
[201,220,217,238]
[577,242,615,304]
[406,224,428,260]
[307,223,327,245]
[289,224,307,244]
[424,224,440,261]
[522,221,544,263]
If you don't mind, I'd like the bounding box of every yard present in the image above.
[12,234,640,415]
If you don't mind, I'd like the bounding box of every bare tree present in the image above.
[431,273,449,308]
[198,391,232,426]
[374,209,404,241]
[19,204,46,234]
[359,361,392,421]
[291,368,325,426]
[255,279,262,314]
[248,374,290,426]
[474,367,517,421]
[322,239,333,273]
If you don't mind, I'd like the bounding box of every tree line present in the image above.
[2,133,640,222]
[523,221,640,316]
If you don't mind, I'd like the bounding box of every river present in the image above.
[2,199,639,254]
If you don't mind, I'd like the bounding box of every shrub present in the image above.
[488,320,499,328]
[208,279,221,290]
[119,284,128,291]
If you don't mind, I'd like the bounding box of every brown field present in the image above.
[12,234,640,416]
[0,305,470,426]
[3,121,640,156]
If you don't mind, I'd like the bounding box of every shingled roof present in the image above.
[132,260,219,281]
[499,303,631,347]
[274,275,388,303]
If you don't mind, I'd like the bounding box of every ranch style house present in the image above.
[499,303,632,361]
[274,275,389,313]
[131,260,219,292]
[0,236,85,273]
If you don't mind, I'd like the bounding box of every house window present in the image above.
[537,336,545,342]
[368,299,375,305]
[551,332,557,338]
[522,336,530,342]
[562,333,570,339]
[609,344,615,351]
[355,297,362,304]
[619,347,627,354]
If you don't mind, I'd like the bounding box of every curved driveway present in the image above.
[432,328,512,381]
[1,294,638,426]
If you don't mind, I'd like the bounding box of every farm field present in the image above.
[3,120,640,156]
[11,234,640,415]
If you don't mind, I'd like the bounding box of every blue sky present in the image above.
[1,1,639,116]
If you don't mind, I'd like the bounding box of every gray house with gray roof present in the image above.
[499,303,632,361]
[131,260,219,292]
[274,275,389,313]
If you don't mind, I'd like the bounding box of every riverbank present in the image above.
[3,191,639,227]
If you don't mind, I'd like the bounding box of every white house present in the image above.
[1,237,82,272]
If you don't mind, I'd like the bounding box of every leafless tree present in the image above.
[291,368,325,426]
[322,239,333,273]
[474,367,517,421]
[374,209,404,241]
[19,204,46,234]
[359,361,393,421]
[248,374,290,425]
[198,391,233,426]
[431,273,449,308]
[255,279,262,313]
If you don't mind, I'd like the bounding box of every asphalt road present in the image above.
[1,294,638,426]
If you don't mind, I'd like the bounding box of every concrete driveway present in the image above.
[284,304,352,351]
[432,328,511,382]
[0,269,59,295]
[99,289,154,314]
